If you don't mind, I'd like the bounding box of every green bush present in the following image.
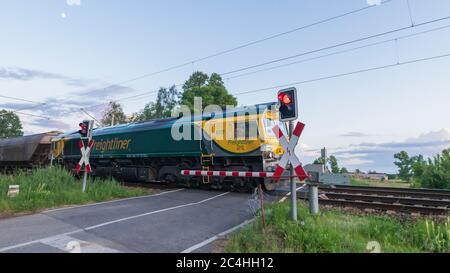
[225,202,450,253]
[0,167,147,214]
[413,149,450,189]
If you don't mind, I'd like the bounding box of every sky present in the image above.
[0,0,449,173]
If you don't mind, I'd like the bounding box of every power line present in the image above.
[7,1,395,115]
[231,52,450,97]
[84,19,450,109]
[220,15,450,76]
[72,0,395,93]
[0,110,51,120]
[224,23,450,81]
[80,108,102,126]
[82,83,184,110]
[0,94,44,105]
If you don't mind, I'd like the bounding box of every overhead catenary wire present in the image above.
[6,4,450,123]
[224,23,450,81]
[0,95,48,118]
[82,18,450,109]
[0,94,44,105]
[5,52,450,121]
[80,108,102,127]
[2,0,397,116]
[220,15,450,77]
[56,0,395,113]
[92,0,395,90]
[0,110,51,120]
[231,52,450,97]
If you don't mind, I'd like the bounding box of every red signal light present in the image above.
[278,93,292,105]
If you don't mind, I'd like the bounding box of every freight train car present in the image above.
[0,132,61,172]
[53,103,284,191]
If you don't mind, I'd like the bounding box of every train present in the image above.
[0,102,285,191]
[0,132,61,172]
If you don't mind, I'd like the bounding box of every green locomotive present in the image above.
[52,102,284,191]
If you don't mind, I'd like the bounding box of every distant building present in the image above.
[303,163,350,185]
[350,172,389,181]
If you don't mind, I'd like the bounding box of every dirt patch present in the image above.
[210,236,230,253]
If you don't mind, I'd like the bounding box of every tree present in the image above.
[340,167,349,174]
[0,110,23,138]
[329,155,340,174]
[394,151,414,181]
[182,71,210,90]
[180,72,237,112]
[313,155,342,174]
[136,85,180,121]
[101,101,127,126]
[412,149,450,189]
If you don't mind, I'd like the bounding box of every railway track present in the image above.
[297,185,450,215]
[122,181,450,215]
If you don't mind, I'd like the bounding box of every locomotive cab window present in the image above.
[234,119,259,140]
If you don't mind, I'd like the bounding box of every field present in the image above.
[225,202,450,253]
[350,177,411,188]
[0,168,148,217]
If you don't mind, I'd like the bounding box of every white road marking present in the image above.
[181,218,255,253]
[279,185,307,203]
[0,191,230,253]
[44,188,184,213]
[84,191,230,231]
[40,235,120,253]
[0,229,84,253]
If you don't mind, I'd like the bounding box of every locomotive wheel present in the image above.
[164,174,178,188]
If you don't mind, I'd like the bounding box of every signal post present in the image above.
[277,88,299,221]
[277,87,319,218]
[77,120,95,193]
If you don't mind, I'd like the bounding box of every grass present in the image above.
[350,177,411,188]
[0,167,148,216]
[225,202,450,253]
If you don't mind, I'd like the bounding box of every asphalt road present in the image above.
[0,189,269,253]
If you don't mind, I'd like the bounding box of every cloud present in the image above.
[0,67,91,87]
[330,129,450,173]
[406,129,450,143]
[339,132,371,137]
[66,0,81,6]
[80,85,135,99]
[367,0,381,6]
[29,119,70,131]
[0,102,36,110]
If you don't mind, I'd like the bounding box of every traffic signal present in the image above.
[277,87,298,121]
[78,121,89,138]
